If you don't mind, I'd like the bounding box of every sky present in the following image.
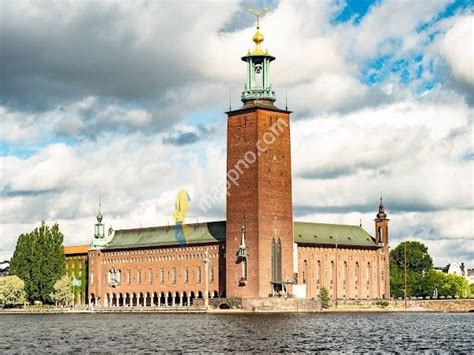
[0,0,473,267]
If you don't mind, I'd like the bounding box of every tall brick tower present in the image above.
[226,12,294,298]
[374,196,390,298]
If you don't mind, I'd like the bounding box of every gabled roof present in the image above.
[100,220,378,251]
[104,221,226,250]
[294,222,378,248]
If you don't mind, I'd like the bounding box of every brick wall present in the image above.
[226,105,294,298]
[88,243,224,306]
[297,245,389,300]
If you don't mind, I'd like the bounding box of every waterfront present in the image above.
[0,313,472,353]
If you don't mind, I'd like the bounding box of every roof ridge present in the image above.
[115,220,227,233]
[294,221,362,228]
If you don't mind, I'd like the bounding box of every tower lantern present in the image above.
[241,7,276,103]
[94,210,105,239]
[91,196,113,250]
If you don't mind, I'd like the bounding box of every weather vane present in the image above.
[247,6,269,27]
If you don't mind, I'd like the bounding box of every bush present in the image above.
[0,275,26,307]
[319,288,331,309]
[375,300,389,308]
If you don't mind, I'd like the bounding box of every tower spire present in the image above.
[376,190,387,220]
[97,192,103,223]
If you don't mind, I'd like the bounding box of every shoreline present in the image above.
[2,299,473,314]
[1,307,472,315]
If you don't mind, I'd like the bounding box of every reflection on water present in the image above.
[0,312,472,353]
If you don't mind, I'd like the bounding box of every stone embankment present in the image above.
[1,299,473,313]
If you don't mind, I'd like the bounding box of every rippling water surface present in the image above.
[0,312,472,353]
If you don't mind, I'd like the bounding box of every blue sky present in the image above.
[0,0,473,266]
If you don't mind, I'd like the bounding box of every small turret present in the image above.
[374,196,389,245]
[91,196,112,250]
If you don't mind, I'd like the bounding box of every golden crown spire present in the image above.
[248,7,269,55]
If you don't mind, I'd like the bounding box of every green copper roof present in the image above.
[294,222,378,248]
[103,221,378,250]
[104,222,226,250]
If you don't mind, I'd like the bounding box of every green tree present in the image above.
[390,241,434,298]
[390,241,433,273]
[50,275,73,306]
[0,275,27,307]
[319,287,331,309]
[440,274,469,298]
[9,221,65,304]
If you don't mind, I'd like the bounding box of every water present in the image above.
[0,312,472,353]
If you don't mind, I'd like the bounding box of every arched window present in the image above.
[172,268,177,284]
[302,260,308,284]
[343,261,348,285]
[330,261,335,285]
[355,262,360,285]
[197,267,202,283]
[160,268,165,284]
[378,226,383,242]
[316,260,321,285]
[137,270,141,284]
[148,269,153,284]
[127,269,131,284]
[210,265,214,283]
[184,267,189,283]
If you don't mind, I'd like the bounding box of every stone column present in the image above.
[151,293,155,307]
[164,294,168,307]
[180,293,183,307]
[158,294,161,307]
[172,294,175,307]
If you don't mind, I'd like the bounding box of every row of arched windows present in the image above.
[303,260,373,284]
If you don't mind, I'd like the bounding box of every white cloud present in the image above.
[439,15,474,86]
[1,1,473,270]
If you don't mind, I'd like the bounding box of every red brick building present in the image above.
[77,19,390,308]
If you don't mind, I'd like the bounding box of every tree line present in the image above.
[390,241,470,299]
[1,222,72,307]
